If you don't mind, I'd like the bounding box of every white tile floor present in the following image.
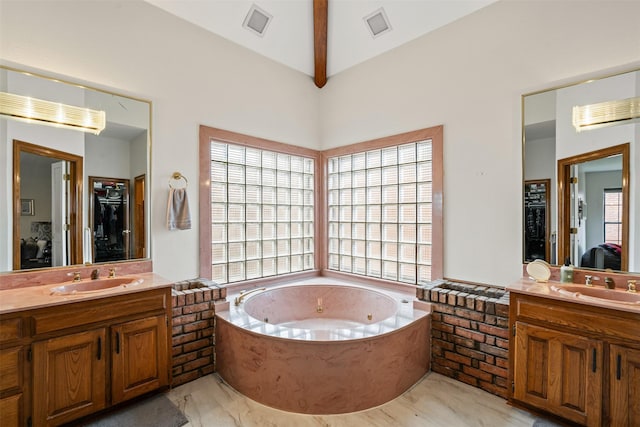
[167,372,542,426]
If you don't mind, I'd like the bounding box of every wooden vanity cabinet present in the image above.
[609,344,640,425]
[509,292,640,426]
[0,286,171,427]
[0,317,28,427]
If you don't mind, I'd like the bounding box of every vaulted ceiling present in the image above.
[145,0,497,87]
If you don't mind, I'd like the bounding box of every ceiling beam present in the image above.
[313,0,328,88]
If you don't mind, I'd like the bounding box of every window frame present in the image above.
[603,187,623,246]
[199,126,323,285]
[321,126,444,286]
[200,125,443,290]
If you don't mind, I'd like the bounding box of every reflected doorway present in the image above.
[13,140,82,270]
[557,143,629,271]
[89,177,130,263]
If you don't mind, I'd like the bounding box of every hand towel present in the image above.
[167,188,191,230]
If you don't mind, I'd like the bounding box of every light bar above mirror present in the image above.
[0,91,106,135]
[572,96,640,131]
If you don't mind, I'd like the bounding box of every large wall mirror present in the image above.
[523,68,639,273]
[0,65,151,272]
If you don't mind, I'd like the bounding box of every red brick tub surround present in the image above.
[215,283,431,414]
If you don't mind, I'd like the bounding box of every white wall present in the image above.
[319,0,640,284]
[0,0,320,280]
[1,0,639,283]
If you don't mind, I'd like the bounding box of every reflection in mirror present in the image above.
[1,65,151,272]
[90,177,131,263]
[557,144,629,271]
[14,140,82,269]
[523,68,639,273]
[524,179,550,262]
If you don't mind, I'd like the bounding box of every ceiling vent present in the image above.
[243,4,272,37]
[364,8,392,38]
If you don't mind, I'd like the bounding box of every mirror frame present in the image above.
[2,64,152,273]
[557,143,630,271]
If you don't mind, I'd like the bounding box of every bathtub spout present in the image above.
[234,287,267,306]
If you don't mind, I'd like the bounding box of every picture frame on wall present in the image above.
[21,199,34,216]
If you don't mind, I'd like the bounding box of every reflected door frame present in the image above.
[89,176,131,263]
[12,140,83,270]
[557,143,630,271]
[133,174,146,259]
[524,179,551,262]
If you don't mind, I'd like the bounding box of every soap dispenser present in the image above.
[560,257,574,283]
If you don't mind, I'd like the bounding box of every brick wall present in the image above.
[417,281,510,398]
[171,279,226,387]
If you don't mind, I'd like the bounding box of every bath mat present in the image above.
[532,418,565,427]
[80,394,188,427]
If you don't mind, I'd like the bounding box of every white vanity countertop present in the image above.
[507,278,640,314]
[0,272,172,315]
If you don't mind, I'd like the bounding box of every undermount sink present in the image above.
[50,277,143,295]
[550,284,640,304]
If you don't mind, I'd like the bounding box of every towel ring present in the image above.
[169,172,188,189]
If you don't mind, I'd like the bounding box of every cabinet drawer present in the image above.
[32,289,168,335]
[0,347,23,394]
[513,295,640,342]
[0,318,23,343]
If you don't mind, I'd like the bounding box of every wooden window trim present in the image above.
[322,125,444,282]
[199,124,443,286]
[199,126,323,282]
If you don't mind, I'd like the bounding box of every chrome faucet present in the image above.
[91,269,100,280]
[604,277,615,290]
[234,287,266,306]
[628,280,637,293]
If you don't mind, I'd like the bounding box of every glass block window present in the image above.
[603,188,622,245]
[210,142,315,284]
[327,141,433,284]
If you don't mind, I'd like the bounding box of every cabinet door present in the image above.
[0,394,22,427]
[0,346,24,427]
[609,344,640,426]
[513,322,602,426]
[111,315,168,404]
[32,329,106,427]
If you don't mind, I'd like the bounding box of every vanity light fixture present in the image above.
[572,96,640,131]
[0,91,106,135]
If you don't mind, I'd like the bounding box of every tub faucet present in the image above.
[604,277,615,290]
[91,269,100,280]
[234,287,266,306]
[628,280,637,293]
